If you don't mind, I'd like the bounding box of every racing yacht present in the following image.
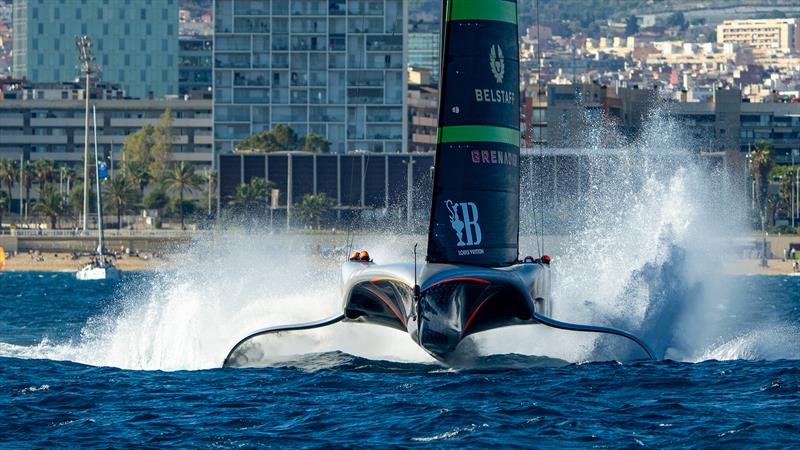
[224,0,653,367]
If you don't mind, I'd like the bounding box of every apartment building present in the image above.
[11,0,179,99]
[213,0,408,155]
[716,18,800,53]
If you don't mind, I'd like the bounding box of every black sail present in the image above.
[426,0,521,267]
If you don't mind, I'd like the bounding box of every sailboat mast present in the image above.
[92,105,104,255]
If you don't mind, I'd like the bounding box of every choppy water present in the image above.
[1,271,799,448]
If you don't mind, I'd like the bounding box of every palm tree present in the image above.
[295,193,335,229]
[33,159,56,191]
[21,161,35,220]
[126,160,151,194]
[0,158,16,212]
[0,191,8,229]
[104,174,140,229]
[32,187,63,229]
[164,162,200,229]
[229,177,272,215]
[749,140,774,220]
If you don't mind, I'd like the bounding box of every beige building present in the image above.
[716,18,800,52]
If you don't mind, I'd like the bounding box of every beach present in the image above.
[2,252,162,272]
[2,251,798,276]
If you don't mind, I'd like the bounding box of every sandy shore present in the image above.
[724,259,800,276]
[2,252,798,276]
[3,253,163,272]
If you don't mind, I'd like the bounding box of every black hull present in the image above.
[341,261,550,359]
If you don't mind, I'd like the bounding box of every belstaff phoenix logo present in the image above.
[445,200,482,247]
[489,44,505,83]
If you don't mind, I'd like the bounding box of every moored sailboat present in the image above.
[76,105,120,281]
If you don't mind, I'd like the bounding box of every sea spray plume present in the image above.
[474,100,760,362]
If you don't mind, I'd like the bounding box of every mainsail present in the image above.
[426,0,521,267]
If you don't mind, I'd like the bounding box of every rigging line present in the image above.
[535,0,546,256]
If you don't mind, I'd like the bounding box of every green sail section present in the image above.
[447,0,518,24]
[426,0,521,267]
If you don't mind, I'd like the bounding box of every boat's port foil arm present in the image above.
[222,314,346,368]
[532,312,656,360]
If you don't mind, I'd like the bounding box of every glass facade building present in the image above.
[179,37,213,96]
[11,0,179,99]
[213,0,407,155]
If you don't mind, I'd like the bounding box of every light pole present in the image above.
[75,36,99,234]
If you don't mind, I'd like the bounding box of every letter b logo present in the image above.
[460,202,482,246]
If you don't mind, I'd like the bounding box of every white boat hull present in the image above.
[76,265,122,281]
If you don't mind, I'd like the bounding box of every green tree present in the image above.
[666,12,686,30]
[164,162,200,229]
[0,191,8,228]
[126,160,151,194]
[143,188,170,214]
[625,15,639,36]
[750,140,774,221]
[21,161,35,219]
[69,179,95,220]
[304,133,332,153]
[229,177,272,215]
[295,193,335,229]
[122,124,155,175]
[33,159,56,191]
[0,158,17,211]
[104,174,140,229]
[236,124,315,153]
[150,109,174,181]
[33,187,63,229]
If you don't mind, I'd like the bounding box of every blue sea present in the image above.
[1,271,799,448]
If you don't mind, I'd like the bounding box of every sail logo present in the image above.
[445,200,482,247]
[489,45,505,84]
[475,44,514,105]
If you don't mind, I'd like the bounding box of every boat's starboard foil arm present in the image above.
[531,312,656,360]
[222,314,346,368]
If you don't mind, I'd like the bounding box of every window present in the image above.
[98,9,103,20]
[119,9,125,20]
[124,55,130,65]
[140,40,146,51]
[140,9,146,20]
[81,24,87,34]
[125,24,130,35]
[103,23,108,34]
[54,8,59,19]
[162,69,168,82]
[162,40,167,51]
[146,24,152,34]
[37,23,43,34]
[162,8,168,20]
[119,39,124,51]
[119,70,125,81]
[141,70,146,81]
[60,23,65,34]
[76,9,81,19]
[146,54,151,65]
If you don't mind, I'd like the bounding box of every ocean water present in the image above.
[3,108,799,447]
[1,271,799,448]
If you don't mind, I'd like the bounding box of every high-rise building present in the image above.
[716,19,800,53]
[213,0,407,155]
[408,0,440,82]
[408,32,439,81]
[179,37,213,97]
[11,0,179,99]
